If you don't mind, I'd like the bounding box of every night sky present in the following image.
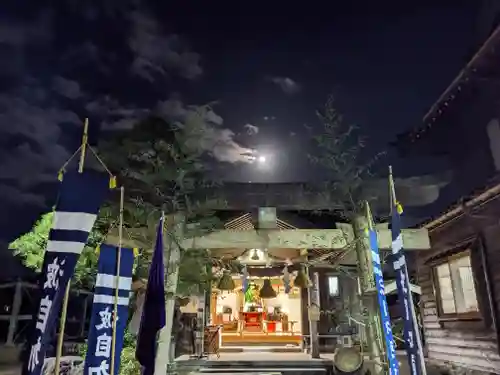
[0,0,486,244]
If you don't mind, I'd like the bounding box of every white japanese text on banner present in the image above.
[84,244,135,375]
[24,171,110,375]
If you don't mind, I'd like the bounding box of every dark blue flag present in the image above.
[84,244,136,375]
[136,216,166,375]
[390,198,422,375]
[24,171,110,375]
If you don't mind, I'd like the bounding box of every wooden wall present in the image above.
[417,198,500,373]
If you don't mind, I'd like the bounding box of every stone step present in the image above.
[219,346,302,353]
[199,368,325,374]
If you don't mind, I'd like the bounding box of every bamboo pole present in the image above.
[110,186,125,375]
[54,118,89,375]
[78,118,89,174]
[54,283,70,375]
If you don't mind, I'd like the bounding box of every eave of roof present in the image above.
[402,25,500,143]
[422,176,500,232]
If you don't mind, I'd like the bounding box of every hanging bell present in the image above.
[217,271,235,291]
[251,249,260,260]
[259,279,277,299]
[293,267,312,288]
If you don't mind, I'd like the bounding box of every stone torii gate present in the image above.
[113,181,433,375]
[181,207,429,252]
[122,206,428,374]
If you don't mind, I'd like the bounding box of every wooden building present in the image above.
[396,9,500,374]
[417,185,500,373]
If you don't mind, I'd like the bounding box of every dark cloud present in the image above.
[0,13,53,48]
[128,11,203,81]
[52,76,82,99]
[0,81,80,205]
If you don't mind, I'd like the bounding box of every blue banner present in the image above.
[84,244,135,375]
[136,216,166,375]
[368,229,400,375]
[391,205,421,375]
[24,171,110,375]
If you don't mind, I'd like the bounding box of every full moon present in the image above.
[258,155,266,164]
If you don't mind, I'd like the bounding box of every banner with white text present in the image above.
[369,228,400,375]
[84,244,135,375]
[24,171,110,375]
[391,205,422,375]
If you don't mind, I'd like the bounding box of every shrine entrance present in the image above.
[212,274,303,348]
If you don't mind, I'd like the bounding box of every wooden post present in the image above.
[6,280,23,345]
[154,213,183,375]
[352,215,384,375]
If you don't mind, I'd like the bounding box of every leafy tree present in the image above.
[308,94,385,217]
[9,211,111,288]
[99,103,227,295]
[307,94,387,364]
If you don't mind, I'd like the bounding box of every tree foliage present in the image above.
[309,95,385,217]
[99,104,226,295]
[9,211,111,288]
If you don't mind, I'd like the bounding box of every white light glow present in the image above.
[258,155,266,163]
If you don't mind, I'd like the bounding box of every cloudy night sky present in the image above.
[0,0,490,244]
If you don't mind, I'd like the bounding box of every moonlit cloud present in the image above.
[129,11,203,81]
[156,98,255,163]
[269,76,301,95]
[363,172,454,208]
[244,123,259,135]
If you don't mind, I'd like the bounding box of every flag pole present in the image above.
[110,186,125,375]
[389,166,427,375]
[54,118,89,375]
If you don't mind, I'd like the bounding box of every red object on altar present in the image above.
[266,321,276,333]
[241,311,265,331]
